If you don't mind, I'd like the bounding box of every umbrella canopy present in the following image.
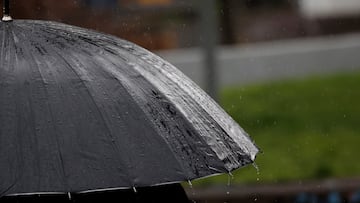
[0,18,258,196]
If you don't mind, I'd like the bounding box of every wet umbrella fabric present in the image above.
[0,20,259,196]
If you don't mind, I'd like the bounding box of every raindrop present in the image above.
[133,187,137,193]
[67,192,72,200]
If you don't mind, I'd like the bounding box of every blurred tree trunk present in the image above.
[219,0,236,44]
[197,0,219,101]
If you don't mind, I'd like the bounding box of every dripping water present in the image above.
[252,162,260,181]
[187,180,193,189]
[226,172,234,195]
[252,162,260,202]
[132,187,137,193]
[224,172,234,203]
[188,180,197,203]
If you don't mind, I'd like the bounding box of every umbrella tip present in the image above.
[2,0,12,22]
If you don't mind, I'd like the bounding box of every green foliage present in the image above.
[194,72,360,186]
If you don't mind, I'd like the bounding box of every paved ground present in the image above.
[157,33,360,88]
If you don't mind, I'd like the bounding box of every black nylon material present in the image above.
[0,20,258,196]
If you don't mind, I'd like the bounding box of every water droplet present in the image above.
[252,162,260,175]
[253,162,260,182]
[188,180,193,188]
[226,172,234,198]
[133,187,137,193]
[122,44,133,49]
[227,172,234,187]
[187,180,196,198]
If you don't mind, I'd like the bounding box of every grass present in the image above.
[193,72,360,186]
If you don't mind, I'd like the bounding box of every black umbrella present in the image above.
[0,0,259,198]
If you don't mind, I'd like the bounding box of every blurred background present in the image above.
[3,0,360,202]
